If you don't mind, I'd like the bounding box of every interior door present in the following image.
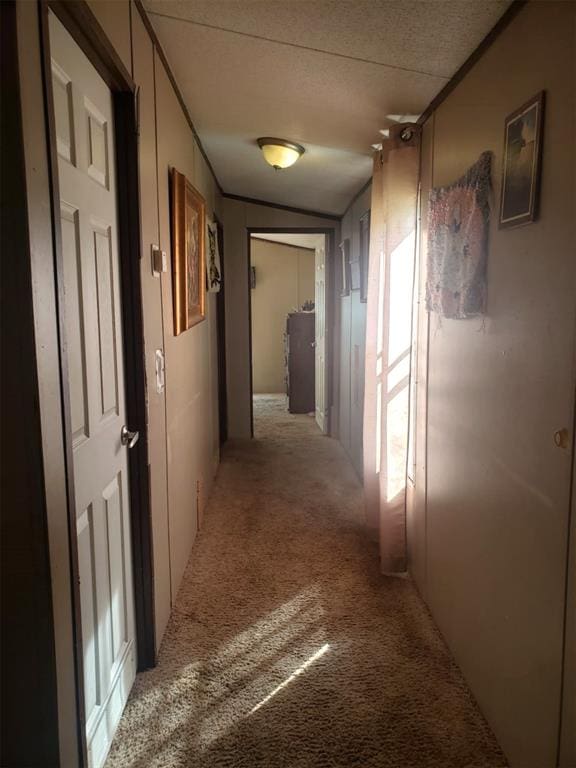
[315,243,327,432]
[50,13,136,768]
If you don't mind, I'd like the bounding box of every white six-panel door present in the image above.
[50,12,136,768]
[315,244,327,433]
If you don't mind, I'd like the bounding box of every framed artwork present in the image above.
[171,169,206,334]
[339,239,350,297]
[206,220,222,293]
[350,257,361,291]
[499,91,545,229]
[359,211,370,302]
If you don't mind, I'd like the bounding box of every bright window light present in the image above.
[249,643,330,714]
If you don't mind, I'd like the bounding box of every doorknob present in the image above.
[121,425,140,449]
[553,428,570,450]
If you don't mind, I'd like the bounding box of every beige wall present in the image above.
[251,239,315,393]
[86,0,131,72]
[223,198,339,438]
[338,185,370,477]
[410,3,576,766]
[155,53,220,602]
[130,6,171,652]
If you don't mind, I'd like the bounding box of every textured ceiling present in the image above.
[252,233,325,250]
[144,0,511,215]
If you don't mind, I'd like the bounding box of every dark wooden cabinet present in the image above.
[286,311,315,414]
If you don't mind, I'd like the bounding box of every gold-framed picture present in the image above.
[171,168,206,334]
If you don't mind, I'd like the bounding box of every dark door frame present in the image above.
[247,227,336,438]
[1,3,61,764]
[38,2,155,764]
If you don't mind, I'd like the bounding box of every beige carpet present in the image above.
[106,394,506,768]
[253,393,320,439]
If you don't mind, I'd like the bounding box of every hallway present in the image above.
[106,396,504,768]
[253,394,320,438]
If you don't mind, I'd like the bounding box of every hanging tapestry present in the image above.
[426,151,491,319]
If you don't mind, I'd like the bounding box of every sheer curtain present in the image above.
[363,124,420,574]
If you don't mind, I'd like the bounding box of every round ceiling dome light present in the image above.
[257,138,305,170]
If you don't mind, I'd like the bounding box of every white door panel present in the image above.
[50,12,136,768]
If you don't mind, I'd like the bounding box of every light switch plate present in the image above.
[151,245,167,276]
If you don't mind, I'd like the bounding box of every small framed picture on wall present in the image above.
[499,91,545,229]
[339,239,351,297]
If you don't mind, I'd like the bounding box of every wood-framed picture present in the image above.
[359,210,370,302]
[499,91,545,229]
[339,238,350,297]
[171,168,206,334]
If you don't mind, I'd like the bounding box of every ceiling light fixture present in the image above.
[257,137,305,170]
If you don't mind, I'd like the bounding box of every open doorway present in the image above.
[248,230,330,439]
